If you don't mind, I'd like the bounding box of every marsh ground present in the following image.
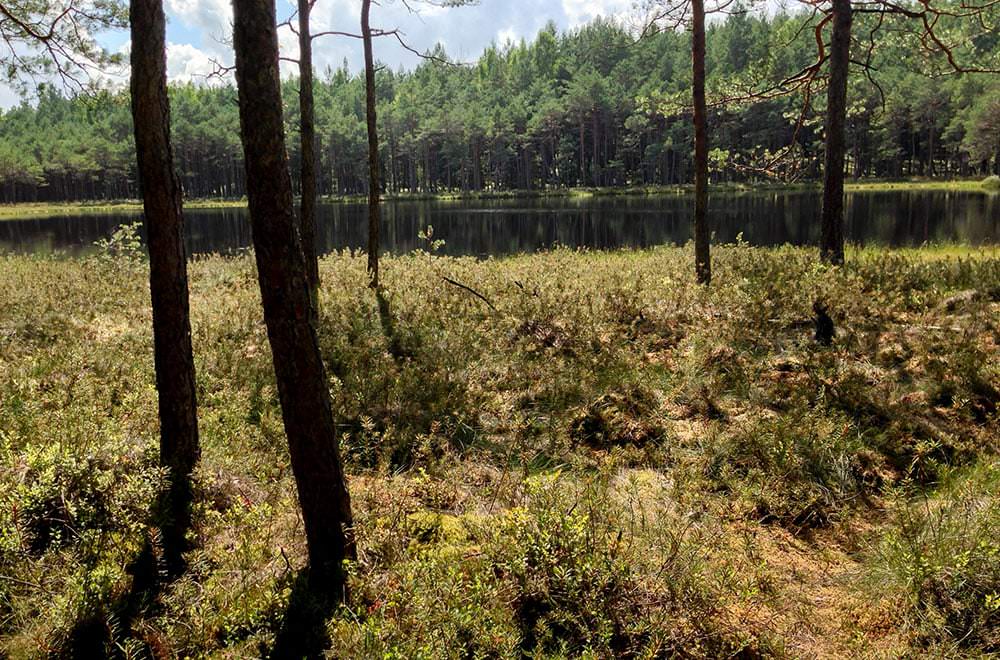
[1,243,999,657]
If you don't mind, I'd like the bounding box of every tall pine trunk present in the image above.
[821,0,852,265]
[231,0,355,598]
[692,0,711,284]
[129,0,201,576]
[362,0,381,289]
[298,0,320,293]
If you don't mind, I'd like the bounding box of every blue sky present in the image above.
[164,0,645,81]
[158,0,635,79]
[0,0,636,107]
[2,0,805,107]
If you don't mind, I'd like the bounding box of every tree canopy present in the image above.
[0,8,997,203]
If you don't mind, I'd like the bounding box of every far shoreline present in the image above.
[0,177,996,221]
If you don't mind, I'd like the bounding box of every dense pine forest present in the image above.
[0,12,998,203]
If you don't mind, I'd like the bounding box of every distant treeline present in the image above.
[0,11,997,203]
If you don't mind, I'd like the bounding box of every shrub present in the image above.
[569,384,664,449]
[870,465,1000,652]
[93,221,146,263]
[1,440,164,558]
[703,407,872,527]
[0,439,165,655]
[332,470,769,658]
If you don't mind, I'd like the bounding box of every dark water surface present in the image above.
[2,190,997,257]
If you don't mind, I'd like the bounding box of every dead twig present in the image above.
[442,275,497,311]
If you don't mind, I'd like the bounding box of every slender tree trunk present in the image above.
[592,112,599,186]
[129,0,200,576]
[389,129,398,193]
[820,0,851,265]
[692,0,711,284]
[362,0,381,289]
[473,137,483,190]
[298,0,320,294]
[927,124,935,176]
[908,131,915,175]
[231,0,355,598]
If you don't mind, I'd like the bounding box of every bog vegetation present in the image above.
[1,239,999,656]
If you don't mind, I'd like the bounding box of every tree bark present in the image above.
[362,0,381,289]
[820,0,851,265]
[692,0,711,284]
[927,123,935,176]
[592,112,599,186]
[129,0,201,576]
[231,0,355,598]
[298,0,320,294]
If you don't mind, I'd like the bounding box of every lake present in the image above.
[1,190,997,257]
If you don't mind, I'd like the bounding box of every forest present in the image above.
[0,11,998,203]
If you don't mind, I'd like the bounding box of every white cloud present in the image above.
[561,0,633,26]
[0,85,21,108]
[299,0,561,73]
[166,0,232,38]
[497,26,518,46]
[166,42,223,82]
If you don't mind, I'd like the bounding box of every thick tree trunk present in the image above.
[362,0,381,289]
[129,0,201,576]
[298,0,320,293]
[231,0,355,598]
[821,0,852,265]
[692,0,711,284]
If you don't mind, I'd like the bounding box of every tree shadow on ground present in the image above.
[268,570,339,660]
[375,287,409,363]
[65,537,163,659]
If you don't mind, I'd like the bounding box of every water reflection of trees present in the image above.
[0,192,996,257]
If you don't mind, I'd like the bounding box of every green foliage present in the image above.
[871,464,1000,652]
[0,13,998,204]
[0,437,165,654]
[2,441,162,556]
[93,220,144,262]
[483,473,750,658]
[704,406,871,528]
[0,245,998,656]
[0,3,126,91]
[983,175,1000,190]
[333,470,768,658]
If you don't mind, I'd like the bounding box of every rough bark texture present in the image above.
[821,0,852,265]
[692,0,711,285]
[231,0,355,598]
[362,0,381,289]
[298,0,319,293]
[129,0,200,576]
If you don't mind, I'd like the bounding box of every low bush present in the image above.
[869,464,1000,653]
[1,244,998,656]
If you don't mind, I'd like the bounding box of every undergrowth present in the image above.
[0,243,997,657]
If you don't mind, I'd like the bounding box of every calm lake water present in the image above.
[2,190,997,257]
